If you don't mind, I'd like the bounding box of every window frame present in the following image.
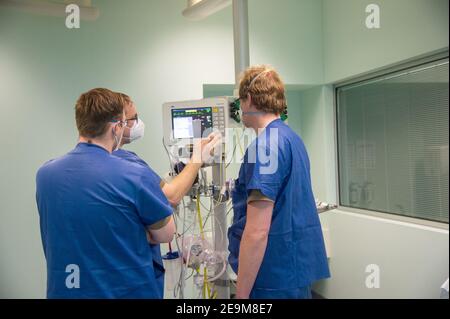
[333,50,449,229]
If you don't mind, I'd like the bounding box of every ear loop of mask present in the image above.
[113,123,124,151]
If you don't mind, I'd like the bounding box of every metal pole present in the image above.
[232,0,250,88]
[212,163,229,299]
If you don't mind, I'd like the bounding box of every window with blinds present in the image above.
[337,57,449,223]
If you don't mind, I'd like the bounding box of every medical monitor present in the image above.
[163,98,230,145]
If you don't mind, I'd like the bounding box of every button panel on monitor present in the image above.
[212,107,226,137]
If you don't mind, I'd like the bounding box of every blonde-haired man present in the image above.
[228,66,330,299]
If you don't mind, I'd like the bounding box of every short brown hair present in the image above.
[75,88,125,138]
[239,65,287,115]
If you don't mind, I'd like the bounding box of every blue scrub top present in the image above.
[228,119,330,299]
[36,143,173,299]
[113,149,166,297]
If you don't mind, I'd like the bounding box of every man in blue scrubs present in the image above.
[36,88,176,298]
[113,93,220,298]
[228,66,330,299]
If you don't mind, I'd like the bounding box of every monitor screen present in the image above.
[172,107,213,139]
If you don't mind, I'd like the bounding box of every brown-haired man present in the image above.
[35,88,215,298]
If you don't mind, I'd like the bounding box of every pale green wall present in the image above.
[1,0,448,299]
[0,0,237,298]
[315,210,449,298]
[323,0,449,83]
[315,0,449,299]
[290,86,336,203]
[202,0,450,299]
[249,0,324,84]
[0,0,324,298]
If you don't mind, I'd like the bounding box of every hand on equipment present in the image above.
[191,132,222,164]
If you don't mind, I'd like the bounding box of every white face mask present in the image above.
[127,119,145,143]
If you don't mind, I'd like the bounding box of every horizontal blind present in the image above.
[337,58,449,223]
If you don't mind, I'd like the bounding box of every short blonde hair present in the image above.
[239,65,287,115]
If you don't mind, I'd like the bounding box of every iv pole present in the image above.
[212,0,249,299]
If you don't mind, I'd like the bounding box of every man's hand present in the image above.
[191,132,222,165]
[162,133,222,206]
